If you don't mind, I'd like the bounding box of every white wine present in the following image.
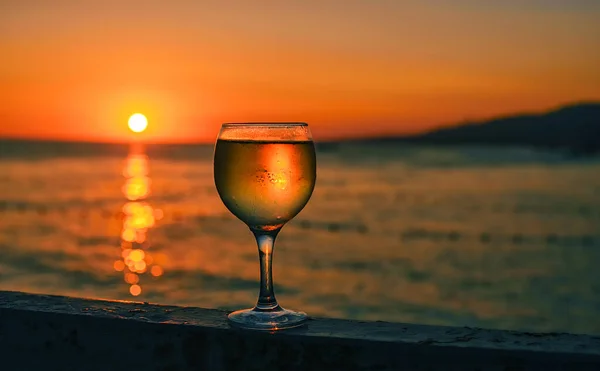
[214,139,316,230]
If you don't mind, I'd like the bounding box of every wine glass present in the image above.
[213,122,316,330]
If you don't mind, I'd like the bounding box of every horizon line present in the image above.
[1,99,598,145]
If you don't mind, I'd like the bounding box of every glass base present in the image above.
[228,307,308,331]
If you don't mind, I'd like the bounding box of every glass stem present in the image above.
[252,229,281,311]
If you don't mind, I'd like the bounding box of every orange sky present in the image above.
[1,0,599,143]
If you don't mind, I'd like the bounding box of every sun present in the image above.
[128,113,148,133]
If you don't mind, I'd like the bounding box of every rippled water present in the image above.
[0,142,599,335]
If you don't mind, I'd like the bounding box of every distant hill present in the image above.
[342,102,600,155]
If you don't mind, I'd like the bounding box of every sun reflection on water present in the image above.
[115,147,164,297]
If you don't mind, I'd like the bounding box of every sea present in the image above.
[1,140,599,335]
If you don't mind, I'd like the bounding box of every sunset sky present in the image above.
[1,0,599,143]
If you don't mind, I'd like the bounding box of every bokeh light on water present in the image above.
[115,149,164,297]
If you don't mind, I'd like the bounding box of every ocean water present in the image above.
[0,142,599,335]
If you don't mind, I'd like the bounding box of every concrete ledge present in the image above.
[1,291,599,370]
